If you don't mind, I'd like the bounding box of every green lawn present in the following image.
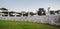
[0,20,60,29]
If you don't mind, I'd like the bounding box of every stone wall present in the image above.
[0,14,60,26]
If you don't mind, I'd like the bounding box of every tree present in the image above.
[23,12,28,16]
[21,11,28,16]
[9,11,15,16]
[37,8,46,16]
[50,11,55,15]
[30,12,35,16]
[55,10,60,14]
[55,11,59,14]
[16,12,22,17]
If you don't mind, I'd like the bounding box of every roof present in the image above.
[0,8,8,11]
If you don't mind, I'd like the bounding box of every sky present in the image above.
[0,0,60,13]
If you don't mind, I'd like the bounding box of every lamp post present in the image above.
[47,7,50,15]
[8,11,9,17]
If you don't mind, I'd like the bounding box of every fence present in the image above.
[0,14,60,26]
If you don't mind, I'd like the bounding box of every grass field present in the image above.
[0,20,60,29]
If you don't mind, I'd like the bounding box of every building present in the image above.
[0,8,22,17]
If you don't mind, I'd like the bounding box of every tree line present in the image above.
[0,8,60,16]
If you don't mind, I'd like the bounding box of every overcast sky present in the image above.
[0,0,60,12]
